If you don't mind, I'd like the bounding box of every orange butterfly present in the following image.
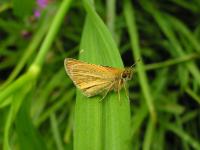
[64,58,138,101]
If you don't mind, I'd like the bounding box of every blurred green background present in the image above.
[0,0,200,150]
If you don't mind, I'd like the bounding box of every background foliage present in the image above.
[0,0,200,150]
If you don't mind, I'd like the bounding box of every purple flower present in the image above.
[34,10,41,18]
[37,0,49,8]
[34,0,51,18]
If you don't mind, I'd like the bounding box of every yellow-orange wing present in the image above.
[64,58,123,97]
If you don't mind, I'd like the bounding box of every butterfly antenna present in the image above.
[131,58,141,68]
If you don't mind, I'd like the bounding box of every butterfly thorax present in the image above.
[121,68,133,80]
[112,68,133,92]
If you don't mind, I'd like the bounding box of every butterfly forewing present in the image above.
[64,58,123,97]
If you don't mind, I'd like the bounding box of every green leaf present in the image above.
[74,0,131,150]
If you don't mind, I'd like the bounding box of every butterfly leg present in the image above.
[123,82,129,99]
[117,80,121,102]
[99,82,115,102]
[117,89,121,102]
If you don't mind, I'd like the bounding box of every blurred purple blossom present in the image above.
[34,10,41,18]
[37,0,49,8]
[34,0,51,18]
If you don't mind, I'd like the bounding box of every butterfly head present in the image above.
[121,68,133,80]
[121,59,141,80]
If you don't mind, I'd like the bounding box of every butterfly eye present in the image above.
[122,73,127,79]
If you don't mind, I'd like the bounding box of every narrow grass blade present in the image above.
[15,100,47,150]
[161,122,200,150]
[185,88,200,104]
[1,16,50,89]
[50,113,64,150]
[140,0,200,86]
[4,85,31,150]
[143,118,155,150]
[123,0,156,121]
[33,0,72,67]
